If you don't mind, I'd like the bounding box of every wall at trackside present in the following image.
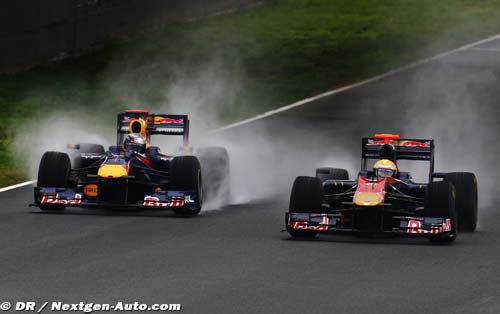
[0,0,259,72]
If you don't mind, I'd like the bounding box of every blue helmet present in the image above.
[124,133,146,154]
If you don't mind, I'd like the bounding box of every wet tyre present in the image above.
[170,156,202,216]
[37,151,71,211]
[445,172,478,232]
[287,176,323,239]
[425,181,457,243]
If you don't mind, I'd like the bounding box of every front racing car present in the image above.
[285,134,478,243]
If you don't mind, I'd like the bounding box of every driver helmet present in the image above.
[374,159,397,178]
[124,133,147,154]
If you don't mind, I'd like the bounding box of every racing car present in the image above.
[285,134,478,243]
[31,110,230,216]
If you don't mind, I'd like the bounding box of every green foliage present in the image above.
[2,0,500,186]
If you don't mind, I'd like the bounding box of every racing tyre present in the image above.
[37,151,71,211]
[287,176,323,239]
[445,172,478,232]
[170,156,202,216]
[316,167,349,182]
[196,147,230,205]
[425,181,457,243]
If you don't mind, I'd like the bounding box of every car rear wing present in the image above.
[361,138,434,161]
[116,110,190,147]
[361,134,435,182]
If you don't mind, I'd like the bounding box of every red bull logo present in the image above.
[156,117,183,125]
[292,215,330,231]
[367,139,430,148]
[41,193,82,205]
[407,218,451,234]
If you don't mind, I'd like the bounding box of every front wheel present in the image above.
[170,156,202,216]
[286,176,323,239]
[425,181,457,243]
[37,151,71,211]
[445,172,478,232]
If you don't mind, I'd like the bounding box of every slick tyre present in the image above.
[196,147,230,205]
[316,167,349,182]
[445,172,478,232]
[425,181,457,243]
[287,176,323,239]
[171,156,202,216]
[37,151,71,211]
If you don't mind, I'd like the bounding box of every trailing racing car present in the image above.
[31,110,230,216]
[285,134,478,243]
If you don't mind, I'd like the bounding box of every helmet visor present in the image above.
[376,168,394,178]
[125,142,146,154]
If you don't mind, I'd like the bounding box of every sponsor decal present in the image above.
[41,193,82,205]
[83,184,99,197]
[155,127,183,133]
[184,195,195,203]
[292,215,329,231]
[407,218,451,234]
[142,196,184,207]
[367,139,430,148]
[400,140,431,148]
[157,117,184,125]
[81,153,101,159]
[368,139,398,146]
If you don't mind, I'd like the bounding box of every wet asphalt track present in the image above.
[2,39,500,314]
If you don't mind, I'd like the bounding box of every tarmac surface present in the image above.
[2,38,500,314]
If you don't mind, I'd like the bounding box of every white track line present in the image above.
[213,33,500,132]
[0,180,36,193]
[2,33,500,193]
[469,47,500,53]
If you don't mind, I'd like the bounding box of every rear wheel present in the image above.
[445,172,478,232]
[425,181,457,243]
[316,167,349,182]
[287,176,323,239]
[170,156,202,216]
[37,152,71,211]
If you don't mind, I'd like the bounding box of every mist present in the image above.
[12,24,500,216]
[400,58,500,207]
